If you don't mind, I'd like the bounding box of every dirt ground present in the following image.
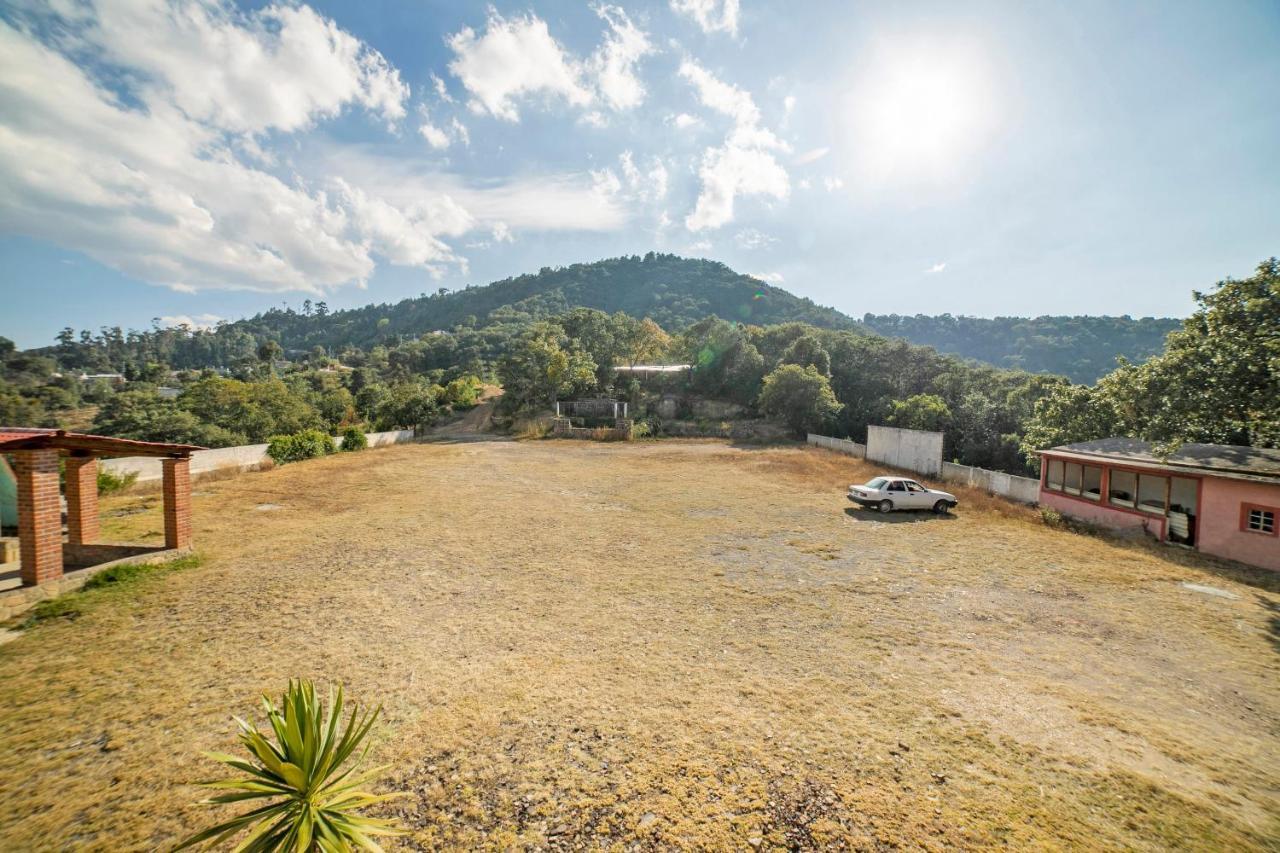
[0,439,1276,850]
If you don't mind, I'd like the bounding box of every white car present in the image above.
[848,475,958,514]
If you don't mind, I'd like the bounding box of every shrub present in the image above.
[338,425,368,452]
[97,468,138,495]
[266,429,335,465]
[1039,507,1065,528]
[176,680,404,851]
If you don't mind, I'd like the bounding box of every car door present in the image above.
[886,479,907,506]
[903,480,930,508]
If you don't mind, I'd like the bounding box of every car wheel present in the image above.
[933,500,950,514]
[878,499,893,514]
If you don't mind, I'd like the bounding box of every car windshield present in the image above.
[865,478,888,489]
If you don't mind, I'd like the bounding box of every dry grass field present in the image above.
[0,439,1277,850]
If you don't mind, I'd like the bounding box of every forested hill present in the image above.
[238,254,857,351]
[33,253,1181,383]
[861,314,1181,384]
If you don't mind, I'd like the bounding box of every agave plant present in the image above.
[176,680,405,852]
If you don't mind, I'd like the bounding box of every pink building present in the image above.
[1038,439,1279,571]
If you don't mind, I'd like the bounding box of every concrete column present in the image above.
[64,457,100,546]
[161,457,192,550]
[13,449,62,586]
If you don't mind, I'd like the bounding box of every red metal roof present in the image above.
[0,428,202,457]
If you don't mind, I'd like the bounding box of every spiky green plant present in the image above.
[176,680,405,852]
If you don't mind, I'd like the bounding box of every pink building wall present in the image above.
[1198,477,1280,571]
[1038,489,1165,538]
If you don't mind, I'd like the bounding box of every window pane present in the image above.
[1137,474,1168,514]
[1170,478,1197,515]
[1109,470,1136,507]
[1248,508,1275,533]
[1064,463,1082,495]
[1082,466,1102,500]
[1047,460,1063,490]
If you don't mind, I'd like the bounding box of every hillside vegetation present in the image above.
[861,314,1180,383]
[32,256,1174,382]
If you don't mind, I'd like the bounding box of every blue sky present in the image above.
[1,0,1277,349]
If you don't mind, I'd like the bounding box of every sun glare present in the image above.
[845,39,999,185]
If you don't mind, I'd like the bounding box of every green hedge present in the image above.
[338,426,368,452]
[266,429,336,465]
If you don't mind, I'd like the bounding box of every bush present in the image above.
[96,468,138,495]
[1039,507,1065,528]
[266,428,335,465]
[338,425,368,452]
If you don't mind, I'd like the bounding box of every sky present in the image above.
[1,0,1277,349]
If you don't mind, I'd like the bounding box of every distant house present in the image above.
[78,372,125,385]
[1038,439,1279,571]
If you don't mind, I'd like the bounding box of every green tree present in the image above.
[780,333,832,376]
[886,394,953,433]
[758,364,843,436]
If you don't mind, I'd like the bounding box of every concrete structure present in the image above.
[551,417,633,440]
[1038,439,1280,571]
[555,399,629,419]
[99,429,414,483]
[0,428,201,588]
[867,426,944,477]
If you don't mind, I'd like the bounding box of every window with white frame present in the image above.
[1242,505,1276,535]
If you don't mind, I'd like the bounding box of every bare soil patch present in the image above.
[0,441,1276,850]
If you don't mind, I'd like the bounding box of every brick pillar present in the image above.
[13,449,63,586]
[161,457,192,550]
[64,457,100,546]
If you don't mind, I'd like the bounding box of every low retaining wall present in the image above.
[808,433,1039,505]
[807,434,867,458]
[100,429,415,482]
[941,462,1040,505]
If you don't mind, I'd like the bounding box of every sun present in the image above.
[844,37,1000,185]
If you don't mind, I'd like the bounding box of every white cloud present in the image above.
[454,119,471,146]
[618,151,669,202]
[925,262,947,274]
[589,4,655,111]
[679,60,790,231]
[823,176,845,192]
[793,146,830,165]
[447,10,593,121]
[431,73,454,103]
[419,120,450,149]
[686,239,713,252]
[670,0,740,37]
[672,112,702,129]
[446,6,654,122]
[159,313,224,330]
[734,228,777,250]
[751,271,784,283]
[325,145,630,234]
[0,8,466,296]
[84,0,408,134]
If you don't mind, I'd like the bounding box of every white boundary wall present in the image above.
[808,432,1040,505]
[867,426,943,477]
[806,434,867,458]
[940,462,1040,505]
[100,429,415,482]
